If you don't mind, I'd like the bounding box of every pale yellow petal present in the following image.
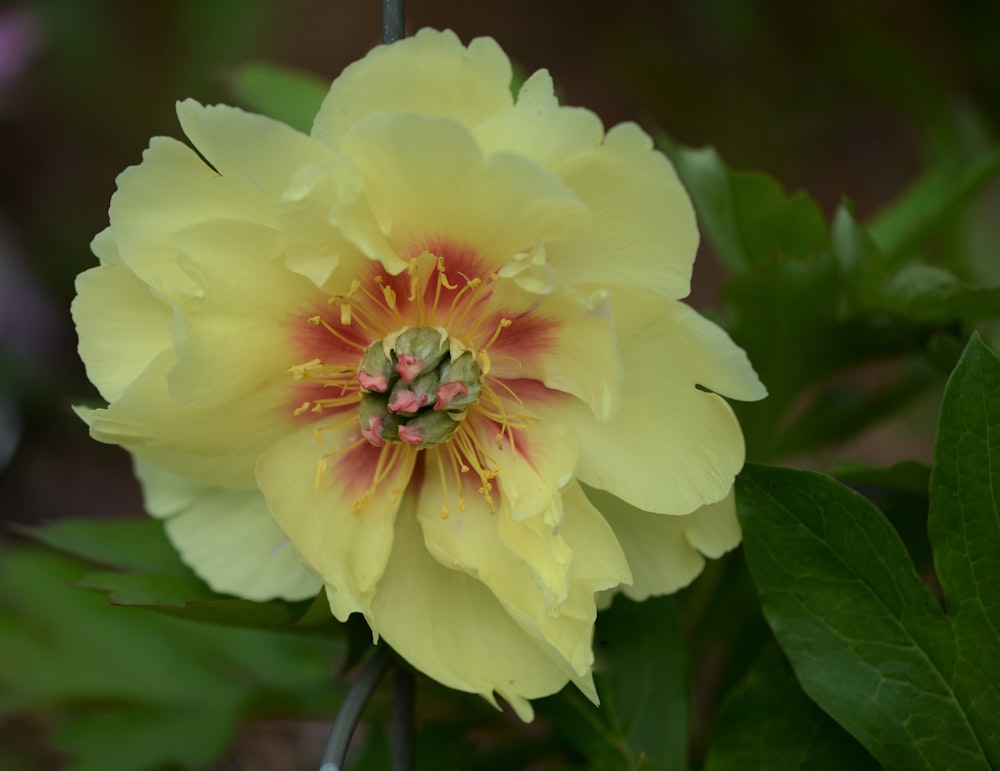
[487,281,621,421]
[546,122,697,299]
[474,69,605,168]
[277,157,404,289]
[544,288,763,515]
[175,99,329,203]
[255,424,414,621]
[313,29,513,149]
[72,232,172,403]
[370,497,572,721]
[133,460,320,601]
[109,137,271,294]
[165,219,323,408]
[340,112,590,267]
[418,449,598,684]
[85,350,295,488]
[588,486,740,601]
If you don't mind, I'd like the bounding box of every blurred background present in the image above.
[1,1,998,768]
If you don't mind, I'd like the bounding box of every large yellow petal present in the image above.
[418,440,602,687]
[370,497,572,721]
[72,230,172,403]
[84,350,295,488]
[546,123,697,299]
[109,137,270,295]
[588,486,741,601]
[255,424,414,621]
[487,280,621,421]
[165,218,323,408]
[545,289,762,515]
[340,112,590,267]
[134,460,320,601]
[175,99,329,204]
[312,28,513,149]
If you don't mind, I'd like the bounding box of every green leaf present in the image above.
[765,365,931,458]
[886,264,1000,325]
[230,61,328,133]
[737,459,1000,769]
[831,204,887,315]
[15,517,190,576]
[929,334,1000,656]
[704,644,877,771]
[54,706,234,771]
[869,146,1000,268]
[0,545,342,768]
[19,518,333,633]
[663,141,829,272]
[539,595,687,771]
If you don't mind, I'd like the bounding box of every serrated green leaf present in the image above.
[539,595,686,771]
[737,461,1000,770]
[230,61,328,133]
[886,264,1000,324]
[929,333,1000,652]
[704,644,877,771]
[869,146,1000,268]
[663,141,829,272]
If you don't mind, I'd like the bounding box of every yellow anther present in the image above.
[381,284,397,309]
[293,401,311,416]
[348,279,361,297]
[308,315,321,325]
[340,303,352,325]
[458,496,466,512]
[440,505,449,519]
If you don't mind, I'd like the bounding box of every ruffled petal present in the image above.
[72,230,172,403]
[313,28,513,149]
[474,69,605,168]
[546,123,697,299]
[255,423,415,621]
[134,460,320,601]
[370,500,571,721]
[84,350,295,488]
[544,289,762,515]
[109,137,271,294]
[340,112,590,267]
[175,99,329,203]
[165,218,324,408]
[277,157,405,289]
[588,486,740,601]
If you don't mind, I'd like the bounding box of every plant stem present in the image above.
[391,664,415,770]
[318,647,394,771]
[381,0,405,44]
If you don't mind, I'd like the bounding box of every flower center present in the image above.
[357,326,485,449]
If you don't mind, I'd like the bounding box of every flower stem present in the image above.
[318,646,394,771]
[391,664,415,770]
[381,0,405,44]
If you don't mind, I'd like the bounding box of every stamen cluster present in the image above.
[358,326,484,449]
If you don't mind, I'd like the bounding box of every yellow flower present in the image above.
[72,29,766,719]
